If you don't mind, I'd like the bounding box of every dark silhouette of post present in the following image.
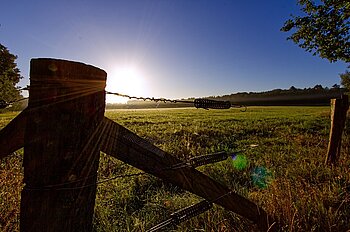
[326,95,349,165]
[20,59,106,231]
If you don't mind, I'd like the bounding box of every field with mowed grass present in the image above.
[1,107,349,231]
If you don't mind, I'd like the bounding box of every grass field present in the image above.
[1,107,349,231]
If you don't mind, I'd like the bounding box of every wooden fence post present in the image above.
[325,94,349,165]
[20,58,106,231]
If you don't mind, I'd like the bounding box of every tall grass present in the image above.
[1,107,349,231]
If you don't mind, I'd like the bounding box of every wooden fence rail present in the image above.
[0,58,277,232]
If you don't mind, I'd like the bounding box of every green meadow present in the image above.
[1,107,349,231]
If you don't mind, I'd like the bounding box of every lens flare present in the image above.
[230,153,248,170]
[251,166,273,189]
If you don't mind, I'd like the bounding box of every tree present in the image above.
[313,84,324,90]
[281,0,350,63]
[0,43,22,104]
[332,83,340,89]
[340,69,350,91]
[289,86,297,91]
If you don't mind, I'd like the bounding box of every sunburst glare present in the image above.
[106,64,146,104]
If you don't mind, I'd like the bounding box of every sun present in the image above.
[106,65,146,104]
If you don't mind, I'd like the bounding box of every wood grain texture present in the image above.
[20,58,106,232]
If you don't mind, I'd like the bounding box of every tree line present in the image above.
[211,85,346,106]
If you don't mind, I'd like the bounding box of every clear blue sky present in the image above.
[1,0,348,102]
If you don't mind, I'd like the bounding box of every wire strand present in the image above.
[24,172,147,191]
[22,149,242,191]
[105,90,246,110]
[1,85,246,110]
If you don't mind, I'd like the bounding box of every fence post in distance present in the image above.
[325,94,349,165]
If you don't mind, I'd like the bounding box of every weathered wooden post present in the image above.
[325,94,349,165]
[20,58,106,231]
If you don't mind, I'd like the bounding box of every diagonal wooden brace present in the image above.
[99,117,277,231]
[0,109,28,159]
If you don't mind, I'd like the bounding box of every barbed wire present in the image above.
[1,85,246,110]
[147,187,236,231]
[105,91,247,110]
[106,91,186,104]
